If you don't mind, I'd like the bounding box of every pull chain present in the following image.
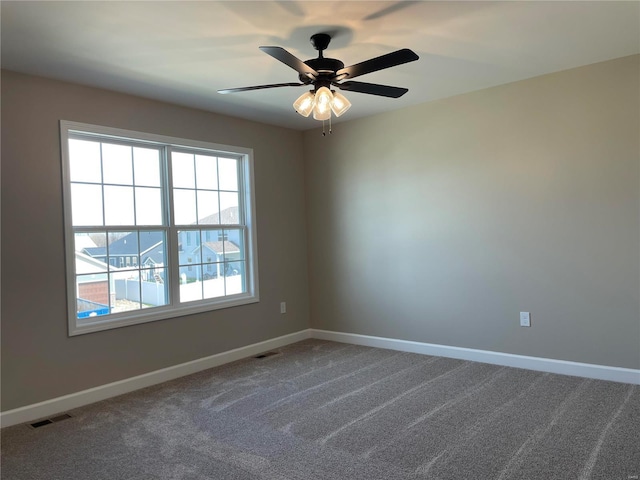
[321,117,333,136]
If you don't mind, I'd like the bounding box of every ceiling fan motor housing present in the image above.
[299,57,345,85]
[300,33,345,88]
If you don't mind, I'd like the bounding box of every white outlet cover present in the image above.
[520,312,531,327]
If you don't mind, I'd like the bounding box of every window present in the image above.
[61,121,259,335]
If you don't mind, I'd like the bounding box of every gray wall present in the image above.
[304,55,640,369]
[1,71,310,410]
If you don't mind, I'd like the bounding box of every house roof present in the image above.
[201,241,240,256]
[83,246,106,257]
[83,231,165,263]
[109,231,163,255]
[198,206,239,226]
[75,251,110,274]
[74,234,97,252]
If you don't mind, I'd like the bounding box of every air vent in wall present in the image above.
[254,351,280,359]
[29,413,72,429]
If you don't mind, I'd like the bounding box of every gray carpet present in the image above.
[1,340,638,479]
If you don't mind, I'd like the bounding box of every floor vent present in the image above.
[29,413,72,429]
[254,351,280,359]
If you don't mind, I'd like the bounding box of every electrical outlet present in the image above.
[280,302,287,314]
[520,312,531,327]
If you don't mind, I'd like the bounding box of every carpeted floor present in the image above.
[1,339,638,479]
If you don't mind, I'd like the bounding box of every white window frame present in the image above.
[60,120,259,336]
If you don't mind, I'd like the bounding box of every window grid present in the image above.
[62,121,258,336]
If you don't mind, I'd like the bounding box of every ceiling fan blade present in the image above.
[259,46,319,79]
[334,49,419,80]
[218,83,306,94]
[334,81,409,98]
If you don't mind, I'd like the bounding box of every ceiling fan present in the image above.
[218,33,419,122]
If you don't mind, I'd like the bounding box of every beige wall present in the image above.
[1,71,310,410]
[304,55,640,369]
[2,55,638,412]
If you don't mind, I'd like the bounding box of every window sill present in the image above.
[69,294,259,336]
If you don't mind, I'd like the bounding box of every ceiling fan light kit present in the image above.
[330,91,351,117]
[294,86,351,120]
[311,86,333,121]
[293,91,315,117]
[219,33,418,133]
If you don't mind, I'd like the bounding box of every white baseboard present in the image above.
[310,329,640,385]
[4,327,638,428]
[0,329,311,428]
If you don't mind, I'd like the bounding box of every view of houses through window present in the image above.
[62,121,258,334]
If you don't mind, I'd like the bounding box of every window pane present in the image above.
[135,187,163,225]
[224,261,245,295]
[178,230,200,265]
[75,232,105,262]
[75,238,108,274]
[179,265,203,302]
[219,192,239,224]
[141,267,168,308]
[107,231,136,271]
[197,190,219,224]
[133,147,161,187]
[112,270,141,313]
[199,200,221,225]
[200,230,224,279]
[104,186,135,225]
[76,274,111,319]
[139,230,166,270]
[195,154,218,190]
[201,229,223,260]
[201,229,214,244]
[69,139,102,183]
[225,229,245,260]
[71,183,103,226]
[218,157,238,191]
[172,152,195,188]
[173,189,196,225]
[203,268,225,299]
[102,143,133,185]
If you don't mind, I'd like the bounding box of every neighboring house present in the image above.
[198,207,242,245]
[191,240,241,280]
[78,242,167,313]
[83,231,165,281]
[81,208,242,283]
[178,206,243,281]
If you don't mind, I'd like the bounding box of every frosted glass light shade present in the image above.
[313,87,333,120]
[313,107,332,121]
[293,91,315,117]
[330,91,351,117]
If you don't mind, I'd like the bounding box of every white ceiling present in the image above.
[2,1,639,131]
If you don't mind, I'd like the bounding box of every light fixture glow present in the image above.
[293,86,351,124]
[313,106,332,121]
[330,91,351,117]
[293,91,315,117]
[313,87,333,121]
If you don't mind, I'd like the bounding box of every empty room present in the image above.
[1,1,639,479]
